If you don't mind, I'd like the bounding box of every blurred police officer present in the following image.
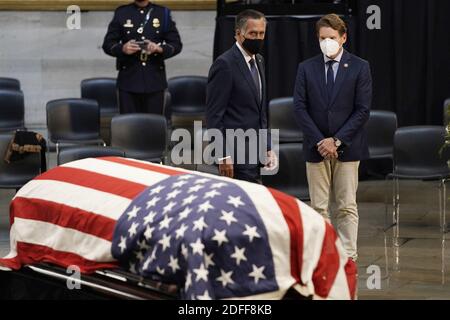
[103,0,182,114]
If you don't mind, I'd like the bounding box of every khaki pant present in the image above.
[306,159,360,260]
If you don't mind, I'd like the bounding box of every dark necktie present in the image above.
[249,58,261,102]
[326,60,336,101]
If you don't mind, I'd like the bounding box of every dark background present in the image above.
[213,0,450,127]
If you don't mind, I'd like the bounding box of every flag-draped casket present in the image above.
[0,157,356,299]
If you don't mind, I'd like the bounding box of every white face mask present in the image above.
[320,38,340,57]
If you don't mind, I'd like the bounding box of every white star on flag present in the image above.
[193,263,209,282]
[156,266,165,275]
[204,252,215,268]
[168,255,180,273]
[243,224,261,242]
[192,216,208,232]
[143,211,157,225]
[216,269,234,287]
[143,225,155,240]
[137,239,150,250]
[178,206,192,221]
[163,201,177,214]
[195,178,210,184]
[135,251,145,262]
[172,180,188,188]
[230,246,247,266]
[227,195,244,208]
[204,189,221,199]
[220,210,237,226]
[175,223,188,239]
[182,195,197,206]
[188,184,204,193]
[128,222,139,238]
[185,271,192,290]
[126,206,140,221]
[249,264,266,284]
[196,290,212,300]
[146,196,161,209]
[198,200,214,213]
[190,238,205,256]
[159,215,173,230]
[181,243,189,260]
[212,229,228,246]
[158,233,171,251]
[118,236,127,253]
[166,189,181,200]
[211,182,227,189]
[149,185,165,195]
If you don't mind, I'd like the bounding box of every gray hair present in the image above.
[235,9,266,32]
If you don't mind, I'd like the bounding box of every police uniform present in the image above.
[102,1,182,114]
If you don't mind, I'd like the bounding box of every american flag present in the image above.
[0,157,356,300]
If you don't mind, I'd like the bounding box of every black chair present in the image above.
[0,132,41,189]
[81,78,119,115]
[58,146,125,165]
[81,78,119,146]
[167,76,207,118]
[386,126,450,236]
[111,114,167,162]
[0,77,20,91]
[0,89,25,132]
[262,143,309,201]
[367,110,397,160]
[269,97,303,143]
[46,98,105,157]
[443,98,450,126]
[363,110,398,178]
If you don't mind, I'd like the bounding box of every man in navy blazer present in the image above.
[293,14,372,261]
[206,10,277,183]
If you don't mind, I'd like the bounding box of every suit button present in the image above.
[142,62,146,66]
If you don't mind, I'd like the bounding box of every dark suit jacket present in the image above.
[206,43,270,170]
[293,49,372,163]
[102,2,182,94]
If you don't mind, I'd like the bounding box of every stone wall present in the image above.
[0,10,216,129]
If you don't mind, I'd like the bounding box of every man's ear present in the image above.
[342,33,347,45]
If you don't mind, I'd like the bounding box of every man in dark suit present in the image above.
[102,0,182,114]
[293,14,372,261]
[206,10,277,183]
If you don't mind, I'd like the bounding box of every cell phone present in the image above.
[135,41,147,50]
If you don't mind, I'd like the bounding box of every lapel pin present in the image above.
[344,63,349,68]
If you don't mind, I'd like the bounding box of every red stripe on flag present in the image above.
[0,242,118,273]
[34,167,147,199]
[11,197,117,240]
[268,188,304,284]
[312,222,341,298]
[100,157,185,176]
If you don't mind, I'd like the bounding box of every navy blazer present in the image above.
[206,43,270,168]
[293,50,372,163]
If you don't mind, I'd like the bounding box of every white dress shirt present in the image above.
[236,41,262,98]
[324,48,344,83]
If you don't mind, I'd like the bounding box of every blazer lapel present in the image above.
[313,55,328,107]
[232,44,260,107]
[329,50,351,107]
[256,54,265,108]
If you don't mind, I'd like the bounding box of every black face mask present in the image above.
[242,37,264,55]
